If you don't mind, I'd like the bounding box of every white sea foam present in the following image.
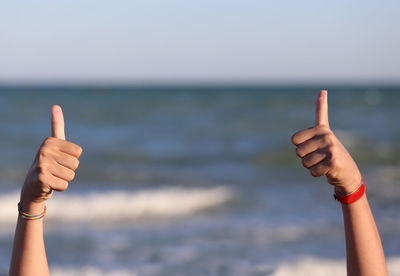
[51,267,137,276]
[47,256,400,276]
[271,256,400,276]
[0,186,234,225]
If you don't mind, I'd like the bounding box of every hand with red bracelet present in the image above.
[290,91,388,276]
[291,90,362,195]
[19,105,83,213]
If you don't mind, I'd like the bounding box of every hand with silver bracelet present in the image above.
[10,105,83,276]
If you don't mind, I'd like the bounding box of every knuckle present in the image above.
[72,159,80,170]
[301,158,310,168]
[67,170,76,181]
[310,170,318,177]
[65,169,75,181]
[76,145,83,157]
[43,137,56,146]
[37,172,48,184]
[310,168,320,177]
[295,147,303,158]
[322,133,333,145]
[62,181,69,190]
[66,142,83,157]
[38,148,52,160]
[291,134,298,145]
[58,181,69,191]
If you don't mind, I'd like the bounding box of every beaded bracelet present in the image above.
[18,202,47,220]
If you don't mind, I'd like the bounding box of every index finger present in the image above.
[291,126,328,146]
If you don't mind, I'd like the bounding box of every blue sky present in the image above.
[0,0,399,84]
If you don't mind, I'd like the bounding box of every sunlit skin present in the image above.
[9,105,82,276]
[292,91,388,276]
[7,95,388,276]
[292,91,362,194]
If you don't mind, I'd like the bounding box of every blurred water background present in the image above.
[0,86,400,275]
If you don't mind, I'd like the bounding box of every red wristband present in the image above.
[333,182,365,204]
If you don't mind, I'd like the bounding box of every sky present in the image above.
[0,0,399,85]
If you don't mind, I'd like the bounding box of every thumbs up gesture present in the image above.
[20,106,82,211]
[291,91,361,194]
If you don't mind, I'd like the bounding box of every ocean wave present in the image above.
[51,267,137,276]
[0,186,234,225]
[271,256,400,276]
[46,256,400,276]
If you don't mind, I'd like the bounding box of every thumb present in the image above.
[315,90,330,127]
[51,105,66,140]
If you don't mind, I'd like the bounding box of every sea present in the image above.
[0,86,399,276]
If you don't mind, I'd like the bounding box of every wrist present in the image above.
[334,181,365,204]
[335,173,362,194]
[20,182,52,213]
[19,199,46,215]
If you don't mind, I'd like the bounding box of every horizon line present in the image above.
[1,80,400,89]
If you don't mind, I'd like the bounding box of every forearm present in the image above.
[292,91,389,275]
[9,105,81,276]
[342,194,387,276]
[9,202,49,276]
